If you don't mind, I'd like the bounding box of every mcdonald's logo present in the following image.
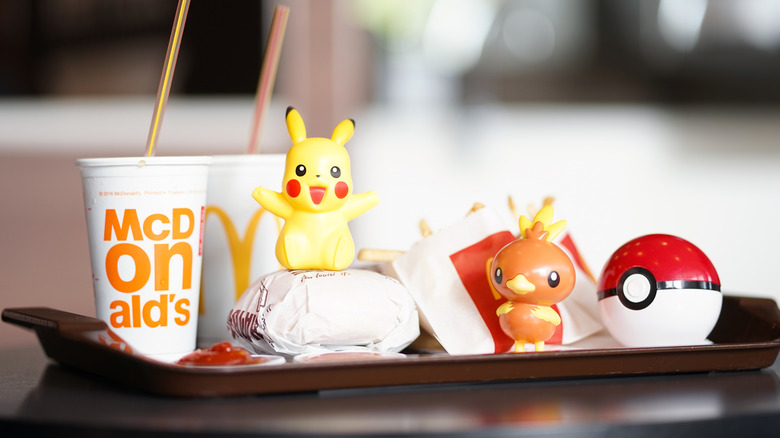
[199,206,282,314]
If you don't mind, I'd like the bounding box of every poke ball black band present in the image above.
[598,269,721,309]
[617,267,657,311]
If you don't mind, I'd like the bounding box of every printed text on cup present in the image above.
[103,208,202,329]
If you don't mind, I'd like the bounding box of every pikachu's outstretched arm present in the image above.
[252,186,294,219]
[342,191,379,221]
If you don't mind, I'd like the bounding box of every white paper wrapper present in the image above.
[227,269,419,357]
[384,207,602,355]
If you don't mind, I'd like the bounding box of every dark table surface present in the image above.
[2,342,780,437]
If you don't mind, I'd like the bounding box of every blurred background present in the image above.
[2,0,780,346]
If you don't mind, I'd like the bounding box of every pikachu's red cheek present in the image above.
[286,179,301,198]
[335,181,349,199]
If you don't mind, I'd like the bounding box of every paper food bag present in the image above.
[228,269,420,357]
[385,207,602,355]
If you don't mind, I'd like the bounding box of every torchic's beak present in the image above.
[506,274,535,295]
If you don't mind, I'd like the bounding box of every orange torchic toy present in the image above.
[487,205,576,352]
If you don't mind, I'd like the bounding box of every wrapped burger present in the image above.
[228,269,419,357]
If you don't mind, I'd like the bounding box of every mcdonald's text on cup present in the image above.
[101,208,204,329]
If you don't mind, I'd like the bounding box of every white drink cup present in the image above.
[198,154,285,346]
[77,156,212,361]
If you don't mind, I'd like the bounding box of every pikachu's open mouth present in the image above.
[310,186,326,205]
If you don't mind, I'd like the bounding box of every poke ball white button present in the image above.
[618,268,658,311]
[624,273,651,303]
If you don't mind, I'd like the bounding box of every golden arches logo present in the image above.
[199,206,282,314]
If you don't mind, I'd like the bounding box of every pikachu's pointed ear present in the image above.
[331,118,355,146]
[286,107,307,144]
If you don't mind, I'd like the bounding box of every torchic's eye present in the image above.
[494,267,503,285]
[330,166,341,178]
[548,271,560,288]
[295,165,306,177]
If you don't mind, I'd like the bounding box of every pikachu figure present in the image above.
[252,107,379,271]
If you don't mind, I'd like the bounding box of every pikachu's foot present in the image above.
[513,341,525,353]
[281,234,307,270]
[331,235,355,270]
[534,341,545,352]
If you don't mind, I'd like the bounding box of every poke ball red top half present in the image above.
[597,234,723,347]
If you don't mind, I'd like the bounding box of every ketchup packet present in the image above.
[177,342,261,366]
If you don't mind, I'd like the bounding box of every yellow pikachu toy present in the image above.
[252,107,379,271]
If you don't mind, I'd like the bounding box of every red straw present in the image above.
[248,5,290,154]
[145,0,191,158]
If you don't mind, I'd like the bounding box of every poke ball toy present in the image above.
[596,234,722,348]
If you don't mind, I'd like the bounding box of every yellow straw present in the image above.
[248,5,290,154]
[145,0,191,158]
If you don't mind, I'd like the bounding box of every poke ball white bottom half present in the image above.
[597,234,723,348]
[598,290,722,347]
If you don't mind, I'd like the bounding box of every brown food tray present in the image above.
[3,295,780,398]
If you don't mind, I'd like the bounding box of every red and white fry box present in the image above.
[385,207,602,355]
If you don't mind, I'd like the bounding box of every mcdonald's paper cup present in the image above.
[77,156,212,360]
[199,154,285,346]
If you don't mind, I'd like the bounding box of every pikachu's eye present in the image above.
[330,166,341,178]
[295,165,306,177]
